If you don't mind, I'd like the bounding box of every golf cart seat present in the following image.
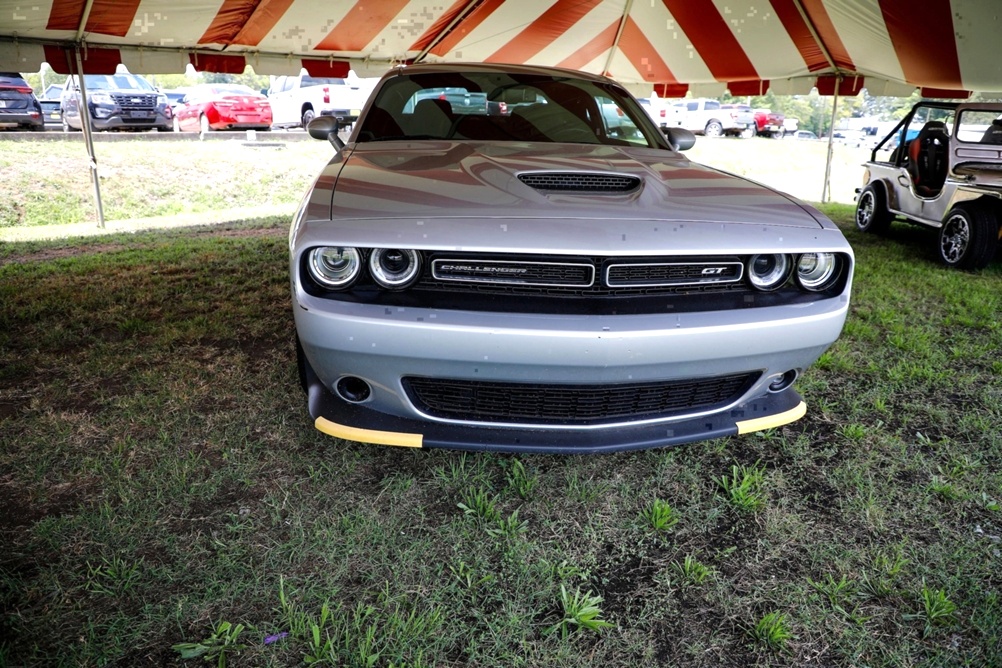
[980,118,1002,144]
[907,120,950,196]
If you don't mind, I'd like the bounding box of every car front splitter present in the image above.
[305,368,806,455]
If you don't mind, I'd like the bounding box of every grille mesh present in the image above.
[111,93,158,109]
[518,172,641,193]
[607,262,742,287]
[403,373,758,425]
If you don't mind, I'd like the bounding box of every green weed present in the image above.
[545,585,615,639]
[671,555,714,585]
[716,462,767,512]
[172,620,247,668]
[905,585,958,638]
[640,498,679,532]
[747,611,793,652]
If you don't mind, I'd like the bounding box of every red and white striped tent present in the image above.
[0,0,999,98]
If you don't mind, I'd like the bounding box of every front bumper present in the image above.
[303,351,807,454]
[294,292,847,453]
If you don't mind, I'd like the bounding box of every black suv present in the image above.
[61,73,171,132]
[0,72,43,131]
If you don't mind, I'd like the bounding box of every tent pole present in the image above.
[822,79,840,203]
[74,47,105,228]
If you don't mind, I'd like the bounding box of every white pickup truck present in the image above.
[670,98,754,137]
[267,71,378,129]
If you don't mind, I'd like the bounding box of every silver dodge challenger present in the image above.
[290,63,854,453]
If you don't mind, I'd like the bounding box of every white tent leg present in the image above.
[74,47,105,228]
[821,82,840,203]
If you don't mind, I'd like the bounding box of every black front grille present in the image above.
[607,261,743,287]
[432,259,593,286]
[111,93,157,109]
[518,172,641,193]
[403,373,759,425]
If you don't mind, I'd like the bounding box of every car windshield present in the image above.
[82,74,154,91]
[357,71,664,148]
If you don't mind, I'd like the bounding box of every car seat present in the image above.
[409,98,453,138]
[979,118,1002,144]
[907,120,950,196]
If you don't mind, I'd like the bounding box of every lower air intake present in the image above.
[403,373,759,426]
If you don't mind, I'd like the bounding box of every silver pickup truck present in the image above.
[671,98,754,138]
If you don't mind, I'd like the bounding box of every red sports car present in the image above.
[172,84,272,132]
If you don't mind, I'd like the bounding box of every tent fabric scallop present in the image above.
[0,0,998,97]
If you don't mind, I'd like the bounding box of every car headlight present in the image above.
[369,248,421,289]
[308,247,361,288]
[89,92,113,105]
[157,94,168,106]
[746,254,791,291]
[796,253,839,291]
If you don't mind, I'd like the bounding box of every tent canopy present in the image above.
[0,0,997,97]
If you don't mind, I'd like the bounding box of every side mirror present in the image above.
[663,126,696,151]
[307,115,345,149]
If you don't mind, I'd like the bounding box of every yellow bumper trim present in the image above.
[315,416,424,448]
[735,401,807,435]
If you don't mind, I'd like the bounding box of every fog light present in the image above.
[336,376,371,403]
[767,369,799,393]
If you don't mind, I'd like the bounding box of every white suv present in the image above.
[267,71,377,129]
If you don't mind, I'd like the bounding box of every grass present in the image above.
[1,145,1002,665]
[0,137,330,228]
[0,133,866,231]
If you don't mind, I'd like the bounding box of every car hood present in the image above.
[324,141,825,229]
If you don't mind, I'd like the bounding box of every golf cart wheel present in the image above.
[938,203,998,270]
[704,120,723,138]
[855,184,893,234]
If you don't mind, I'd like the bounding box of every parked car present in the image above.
[172,84,272,133]
[162,89,189,113]
[291,62,854,453]
[60,72,171,132]
[0,72,43,131]
[752,108,785,138]
[856,100,1002,269]
[38,99,61,130]
[720,103,757,137]
[268,71,377,129]
[637,97,683,127]
[673,98,753,137]
[786,130,819,140]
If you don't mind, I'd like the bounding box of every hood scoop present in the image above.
[517,172,641,194]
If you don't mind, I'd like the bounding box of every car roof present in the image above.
[382,62,617,86]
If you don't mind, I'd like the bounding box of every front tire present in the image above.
[938,203,998,270]
[302,108,315,129]
[704,120,723,138]
[855,184,893,234]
